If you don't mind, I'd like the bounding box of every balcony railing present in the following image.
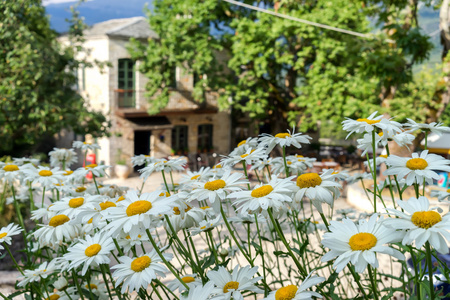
[115,89,135,108]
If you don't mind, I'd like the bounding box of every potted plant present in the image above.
[114,149,131,179]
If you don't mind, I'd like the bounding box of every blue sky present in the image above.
[43,0,153,32]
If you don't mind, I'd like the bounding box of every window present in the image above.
[169,65,177,88]
[198,124,213,151]
[117,58,135,107]
[172,125,188,153]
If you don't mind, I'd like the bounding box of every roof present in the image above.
[83,17,158,39]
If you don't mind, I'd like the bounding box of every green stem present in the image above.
[72,270,85,300]
[409,246,422,300]
[242,161,251,190]
[254,214,269,296]
[347,265,369,300]
[220,206,251,262]
[92,175,101,194]
[161,171,171,195]
[100,264,115,299]
[319,212,330,231]
[425,242,435,299]
[267,208,307,277]
[155,279,180,300]
[368,265,379,300]
[206,230,219,265]
[282,146,290,178]
[3,243,24,275]
[145,229,189,290]
[41,187,46,207]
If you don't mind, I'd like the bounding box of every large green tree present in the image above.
[0,0,109,155]
[129,0,442,136]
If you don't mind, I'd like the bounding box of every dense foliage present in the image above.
[129,0,444,136]
[0,0,109,155]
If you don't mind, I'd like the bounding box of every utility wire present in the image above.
[222,0,394,43]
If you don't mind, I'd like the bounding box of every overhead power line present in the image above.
[221,0,395,43]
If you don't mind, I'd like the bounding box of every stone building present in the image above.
[58,17,232,171]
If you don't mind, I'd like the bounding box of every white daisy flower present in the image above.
[22,166,65,189]
[287,155,316,175]
[342,111,402,139]
[82,277,109,300]
[430,188,450,202]
[0,163,23,183]
[167,274,202,293]
[74,198,117,227]
[263,274,325,300]
[250,157,272,172]
[117,231,149,253]
[72,141,101,151]
[0,223,23,245]
[345,172,372,184]
[139,158,185,181]
[221,147,267,168]
[207,265,263,300]
[229,137,259,156]
[190,215,222,236]
[268,157,288,175]
[72,164,110,182]
[294,170,341,213]
[181,281,215,300]
[357,133,382,157]
[364,154,388,168]
[53,276,68,290]
[405,119,450,136]
[50,194,104,218]
[64,232,115,275]
[180,167,213,185]
[17,260,57,287]
[190,170,248,212]
[12,157,40,166]
[228,213,267,224]
[258,127,312,154]
[230,176,296,213]
[384,196,450,254]
[390,131,415,148]
[321,214,405,273]
[111,249,172,293]
[173,204,207,229]
[210,163,230,177]
[104,190,176,238]
[49,148,78,169]
[33,214,80,246]
[131,154,155,167]
[384,150,450,185]
[31,204,57,223]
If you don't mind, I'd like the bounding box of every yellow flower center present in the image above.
[191,175,201,180]
[204,179,226,191]
[200,226,207,230]
[85,244,102,257]
[213,164,222,169]
[173,207,181,215]
[251,185,274,198]
[126,200,152,216]
[379,154,388,158]
[131,256,151,272]
[287,161,292,165]
[3,165,19,172]
[83,142,91,145]
[85,164,98,169]
[0,232,7,239]
[69,197,84,208]
[45,295,60,300]
[159,192,170,197]
[275,285,298,300]
[99,201,116,210]
[296,173,322,188]
[275,133,291,139]
[182,276,196,283]
[411,211,442,229]
[349,232,377,251]
[237,140,246,147]
[49,215,70,227]
[75,186,86,193]
[356,118,381,125]
[64,170,73,176]
[240,154,249,158]
[406,158,428,170]
[85,284,98,290]
[39,170,53,177]
[223,281,239,293]
[447,188,450,193]
[87,218,93,224]
[378,132,384,137]
[117,196,125,202]
[200,206,210,210]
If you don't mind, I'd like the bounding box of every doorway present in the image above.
[134,130,151,172]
